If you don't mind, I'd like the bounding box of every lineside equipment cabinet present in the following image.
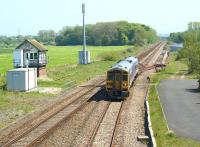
[7,68,37,91]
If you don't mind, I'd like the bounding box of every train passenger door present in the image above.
[114,72,122,90]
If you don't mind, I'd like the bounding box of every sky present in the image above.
[0,0,200,36]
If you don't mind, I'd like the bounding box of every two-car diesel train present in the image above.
[106,56,139,99]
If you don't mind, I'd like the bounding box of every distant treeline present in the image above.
[0,21,158,47]
[169,32,184,43]
[169,22,200,43]
[56,21,158,46]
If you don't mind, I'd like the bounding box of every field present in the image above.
[44,45,143,87]
[0,45,131,74]
[0,45,143,129]
[148,53,200,146]
[0,48,13,75]
[47,46,131,67]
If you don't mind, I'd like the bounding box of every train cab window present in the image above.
[115,75,121,81]
[108,73,114,80]
[122,75,128,81]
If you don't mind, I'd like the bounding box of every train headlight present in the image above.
[106,82,113,88]
[123,82,128,87]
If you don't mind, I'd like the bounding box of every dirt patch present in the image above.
[37,87,62,94]
[38,75,54,81]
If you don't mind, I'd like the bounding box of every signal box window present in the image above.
[34,53,38,59]
[30,53,33,60]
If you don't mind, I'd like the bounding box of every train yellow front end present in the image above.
[106,70,129,99]
[106,56,138,99]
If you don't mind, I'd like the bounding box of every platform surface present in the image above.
[158,79,200,141]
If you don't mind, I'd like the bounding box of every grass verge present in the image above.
[148,53,200,147]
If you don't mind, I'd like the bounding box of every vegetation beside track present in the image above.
[148,53,200,146]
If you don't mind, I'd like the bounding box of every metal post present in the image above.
[82,3,86,64]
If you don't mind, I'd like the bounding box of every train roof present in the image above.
[109,56,138,72]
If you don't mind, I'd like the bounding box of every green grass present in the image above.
[0,47,14,54]
[0,89,54,128]
[47,45,132,67]
[0,47,14,75]
[0,97,10,109]
[15,104,33,113]
[0,53,13,74]
[148,53,200,147]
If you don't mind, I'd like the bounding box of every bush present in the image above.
[126,47,134,53]
[165,130,176,137]
[99,52,119,61]
[0,77,6,88]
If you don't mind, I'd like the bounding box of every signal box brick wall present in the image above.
[37,67,46,77]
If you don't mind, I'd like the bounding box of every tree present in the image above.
[178,31,200,88]
[37,30,56,45]
[55,21,158,46]
[169,32,184,43]
[119,33,128,45]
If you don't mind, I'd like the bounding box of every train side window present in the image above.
[123,75,128,81]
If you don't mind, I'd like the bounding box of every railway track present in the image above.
[2,79,105,147]
[86,101,112,147]
[109,41,166,146]
[86,41,166,147]
[1,41,166,147]
[140,42,166,66]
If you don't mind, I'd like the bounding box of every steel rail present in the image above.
[86,101,112,147]
[2,80,105,147]
[110,41,166,147]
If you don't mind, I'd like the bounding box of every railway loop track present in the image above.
[1,41,166,147]
[1,78,105,147]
